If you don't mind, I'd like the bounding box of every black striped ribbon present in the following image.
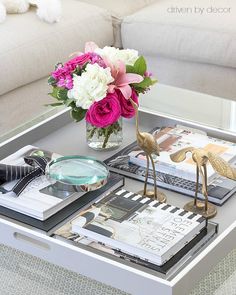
[0,156,48,197]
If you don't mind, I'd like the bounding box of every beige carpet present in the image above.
[0,245,235,295]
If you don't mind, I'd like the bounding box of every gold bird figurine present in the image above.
[170,147,236,218]
[129,98,166,202]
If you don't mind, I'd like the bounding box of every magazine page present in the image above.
[129,127,236,181]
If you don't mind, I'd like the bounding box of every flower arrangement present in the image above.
[48,42,156,149]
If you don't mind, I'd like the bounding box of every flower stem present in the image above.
[102,125,113,148]
[88,126,97,139]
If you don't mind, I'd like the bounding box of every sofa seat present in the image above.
[0,0,113,96]
[122,0,236,68]
[78,0,157,47]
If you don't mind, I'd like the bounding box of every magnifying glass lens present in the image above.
[46,156,109,191]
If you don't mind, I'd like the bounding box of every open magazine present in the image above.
[104,126,236,205]
[129,126,236,183]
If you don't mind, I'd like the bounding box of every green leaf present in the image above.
[48,76,57,86]
[73,66,82,76]
[71,107,87,122]
[69,101,76,109]
[48,87,59,99]
[65,98,74,107]
[126,65,135,73]
[133,77,157,89]
[48,87,68,101]
[81,62,89,72]
[57,88,68,100]
[151,79,158,85]
[44,102,63,107]
[133,56,147,76]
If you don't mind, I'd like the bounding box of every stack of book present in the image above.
[0,146,124,232]
[0,145,218,274]
[105,126,236,205]
[54,188,217,273]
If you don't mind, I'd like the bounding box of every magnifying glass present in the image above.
[0,152,109,196]
[45,155,110,192]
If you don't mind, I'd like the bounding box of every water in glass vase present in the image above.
[86,118,123,151]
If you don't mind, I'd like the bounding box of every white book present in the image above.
[0,145,85,220]
[71,189,206,266]
[129,126,236,183]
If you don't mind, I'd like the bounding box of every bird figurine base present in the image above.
[184,200,217,219]
[138,189,167,203]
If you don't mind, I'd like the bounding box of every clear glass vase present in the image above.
[86,118,123,151]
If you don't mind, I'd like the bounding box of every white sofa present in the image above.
[1,0,236,136]
[0,0,157,136]
[0,0,113,135]
[122,0,236,100]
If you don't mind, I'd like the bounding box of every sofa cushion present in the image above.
[0,0,113,96]
[78,0,157,47]
[122,0,236,68]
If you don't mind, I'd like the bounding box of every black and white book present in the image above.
[104,127,236,205]
[54,207,217,276]
[71,189,207,266]
[0,146,124,223]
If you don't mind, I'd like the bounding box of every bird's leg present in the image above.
[149,153,157,199]
[194,165,199,207]
[199,165,208,212]
[203,164,208,212]
[143,153,150,196]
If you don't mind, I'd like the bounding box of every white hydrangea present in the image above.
[68,63,114,109]
[117,48,139,66]
[95,46,139,66]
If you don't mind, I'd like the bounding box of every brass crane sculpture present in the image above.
[129,98,166,202]
[170,147,236,218]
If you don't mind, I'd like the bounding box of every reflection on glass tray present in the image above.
[53,216,218,280]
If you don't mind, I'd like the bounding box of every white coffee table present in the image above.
[0,84,235,295]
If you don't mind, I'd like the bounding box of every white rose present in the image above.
[68,63,114,109]
[95,46,139,66]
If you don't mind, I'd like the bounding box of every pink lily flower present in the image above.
[108,60,143,99]
[69,41,99,57]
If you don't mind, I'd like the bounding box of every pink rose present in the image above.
[86,93,121,128]
[117,89,139,118]
[65,53,91,71]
